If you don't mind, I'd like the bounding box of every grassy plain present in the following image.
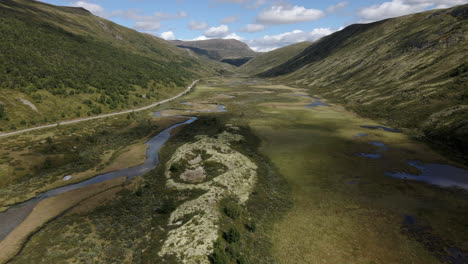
[2,77,467,263]
[199,78,468,263]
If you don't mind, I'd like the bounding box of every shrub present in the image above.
[209,242,230,264]
[155,197,176,214]
[222,200,242,220]
[244,222,256,233]
[223,227,240,244]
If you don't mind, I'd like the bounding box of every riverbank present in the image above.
[2,78,467,263]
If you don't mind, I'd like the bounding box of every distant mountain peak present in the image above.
[170,38,257,66]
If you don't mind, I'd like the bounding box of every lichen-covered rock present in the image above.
[158,131,257,263]
[179,166,206,183]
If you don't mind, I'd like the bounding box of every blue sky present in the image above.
[40,0,467,51]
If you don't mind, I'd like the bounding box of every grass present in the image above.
[246,83,468,263]
[0,110,184,208]
[3,77,468,264]
[245,5,468,157]
[0,0,219,132]
[0,177,126,263]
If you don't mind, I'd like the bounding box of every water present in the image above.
[403,215,416,225]
[386,161,468,190]
[354,153,382,159]
[361,125,401,133]
[230,81,265,85]
[369,141,389,151]
[0,115,197,241]
[369,141,385,147]
[0,102,227,241]
[305,100,329,107]
[289,93,313,98]
[353,133,368,137]
[402,215,468,264]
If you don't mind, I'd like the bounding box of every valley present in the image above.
[1,78,467,263]
[0,0,467,263]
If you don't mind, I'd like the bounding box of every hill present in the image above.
[255,5,468,156]
[0,0,217,132]
[238,41,312,75]
[171,39,257,66]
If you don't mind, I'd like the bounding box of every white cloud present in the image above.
[221,16,238,24]
[247,28,335,52]
[224,33,244,40]
[192,35,209,41]
[161,31,176,40]
[240,24,266,33]
[204,24,230,37]
[359,0,468,21]
[189,31,243,41]
[72,1,105,17]
[256,4,325,25]
[327,1,349,13]
[188,21,209,30]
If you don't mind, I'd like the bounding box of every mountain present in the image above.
[171,39,257,66]
[251,5,468,156]
[238,41,312,75]
[0,0,217,132]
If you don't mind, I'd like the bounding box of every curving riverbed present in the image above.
[0,103,226,242]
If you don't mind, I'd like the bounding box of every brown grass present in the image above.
[0,177,126,263]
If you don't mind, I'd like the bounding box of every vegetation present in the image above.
[2,2,468,263]
[0,0,216,131]
[0,112,182,208]
[238,41,312,75]
[245,5,468,157]
[171,39,257,66]
[3,78,468,264]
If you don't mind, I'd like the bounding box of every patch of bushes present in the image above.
[223,227,240,244]
[221,199,242,220]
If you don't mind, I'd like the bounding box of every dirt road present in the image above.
[0,80,199,138]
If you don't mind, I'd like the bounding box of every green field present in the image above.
[2,77,467,264]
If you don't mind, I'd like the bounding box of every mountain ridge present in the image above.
[171,38,257,66]
[245,4,468,156]
[0,0,216,132]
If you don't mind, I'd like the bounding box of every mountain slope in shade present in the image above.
[171,39,257,66]
[0,0,217,132]
[257,5,468,156]
[238,41,313,75]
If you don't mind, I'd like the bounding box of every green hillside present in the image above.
[171,39,257,66]
[238,41,312,75]
[256,5,468,156]
[0,0,215,132]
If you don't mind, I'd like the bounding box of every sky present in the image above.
[39,0,468,51]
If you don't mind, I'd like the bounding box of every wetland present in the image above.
[0,77,467,264]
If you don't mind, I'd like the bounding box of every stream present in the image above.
[0,103,226,241]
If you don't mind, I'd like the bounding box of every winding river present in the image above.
[0,103,226,242]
